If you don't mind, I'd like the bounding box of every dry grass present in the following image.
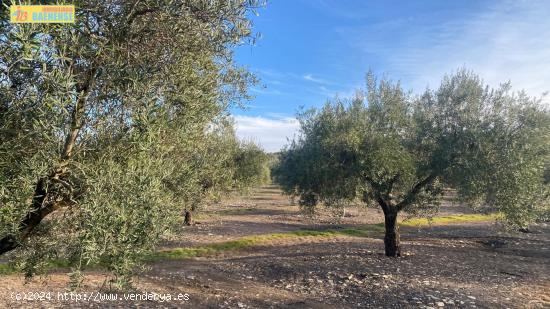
[401,213,501,227]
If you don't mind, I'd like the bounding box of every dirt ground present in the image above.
[0,186,548,308]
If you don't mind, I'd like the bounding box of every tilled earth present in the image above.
[0,186,548,308]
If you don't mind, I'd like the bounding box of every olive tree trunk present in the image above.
[184,210,193,225]
[0,171,65,255]
[184,204,199,226]
[383,212,401,257]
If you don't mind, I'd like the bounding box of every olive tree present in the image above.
[272,103,363,213]
[233,139,270,190]
[273,70,549,257]
[180,117,270,225]
[0,0,262,285]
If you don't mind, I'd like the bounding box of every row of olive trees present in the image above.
[0,0,265,287]
[181,117,270,225]
[273,70,550,257]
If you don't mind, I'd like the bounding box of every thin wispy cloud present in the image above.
[250,68,359,104]
[337,0,550,98]
[303,74,328,84]
[414,1,550,98]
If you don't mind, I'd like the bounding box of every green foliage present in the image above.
[181,117,270,207]
[273,70,550,228]
[272,97,368,214]
[232,139,271,191]
[0,0,265,287]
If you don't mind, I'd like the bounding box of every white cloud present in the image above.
[233,115,300,152]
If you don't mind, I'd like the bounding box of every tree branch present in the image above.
[0,67,96,256]
[395,173,438,212]
[126,7,159,26]
[62,67,96,161]
[0,177,61,255]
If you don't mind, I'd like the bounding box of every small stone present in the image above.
[436,301,445,307]
[467,296,476,300]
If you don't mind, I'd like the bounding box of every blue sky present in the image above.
[232,0,550,152]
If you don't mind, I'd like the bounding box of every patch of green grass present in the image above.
[0,263,15,275]
[151,234,297,260]
[47,258,74,269]
[150,225,386,261]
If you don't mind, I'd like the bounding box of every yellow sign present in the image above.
[10,5,75,23]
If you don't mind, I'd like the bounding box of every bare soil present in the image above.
[0,186,548,308]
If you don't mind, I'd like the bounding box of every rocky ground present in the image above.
[0,186,548,308]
